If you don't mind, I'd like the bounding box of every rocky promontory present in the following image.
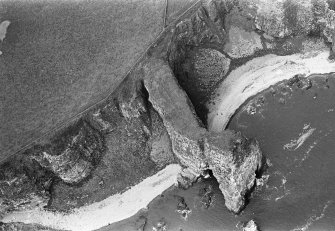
[144,58,263,213]
[1,0,335,230]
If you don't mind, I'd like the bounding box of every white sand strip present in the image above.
[208,51,335,132]
[1,164,181,231]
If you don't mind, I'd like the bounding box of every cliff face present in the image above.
[29,120,105,184]
[143,59,208,175]
[0,53,263,221]
[0,158,51,218]
[204,132,263,213]
[1,0,335,229]
[0,75,176,214]
[143,58,263,213]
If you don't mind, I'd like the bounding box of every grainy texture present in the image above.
[242,220,259,231]
[0,75,175,213]
[0,153,53,219]
[0,0,165,161]
[29,120,105,184]
[165,0,200,26]
[174,48,230,124]
[46,82,174,212]
[204,131,263,213]
[143,58,263,213]
[2,0,335,228]
[0,222,63,231]
[143,59,207,174]
[224,26,263,58]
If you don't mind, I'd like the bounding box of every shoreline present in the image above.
[0,164,181,231]
[208,51,335,133]
[2,51,334,231]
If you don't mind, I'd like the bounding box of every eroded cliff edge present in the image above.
[0,58,263,231]
[1,0,335,230]
[143,59,263,213]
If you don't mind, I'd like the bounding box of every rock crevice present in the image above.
[143,58,263,213]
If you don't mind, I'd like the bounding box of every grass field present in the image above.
[0,0,166,161]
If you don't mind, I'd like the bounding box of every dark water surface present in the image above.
[145,74,335,231]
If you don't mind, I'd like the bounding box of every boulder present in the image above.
[243,220,260,231]
[177,168,200,189]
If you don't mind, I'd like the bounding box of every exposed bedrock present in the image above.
[204,132,263,213]
[214,0,335,41]
[0,157,51,219]
[3,0,335,227]
[29,120,105,184]
[143,58,263,213]
[0,222,62,231]
[0,74,176,215]
[144,58,208,175]
[242,220,260,231]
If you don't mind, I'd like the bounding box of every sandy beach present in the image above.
[208,51,335,133]
[1,164,181,231]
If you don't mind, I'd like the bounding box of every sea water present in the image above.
[144,74,335,231]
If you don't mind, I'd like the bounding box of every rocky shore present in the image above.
[1,0,335,230]
[144,58,263,213]
[0,57,264,229]
[208,51,335,132]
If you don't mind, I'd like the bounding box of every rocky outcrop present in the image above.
[117,76,148,121]
[254,0,312,37]
[148,109,175,168]
[143,58,263,213]
[252,0,335,41]
[0,222,61,231]
[47,80,175,212]
[0,156,52,219]
[197,184,214,209]
[143,58,209,175]
[167,2,230,123]
[0,76,176,215]
[5,0,335,228]
[175,195,191,220]
[192,48,230,88]
[29,120,105,184]
[224,26,263,58]
[204,131,262,213]
[0,119,107,215]
[242,220,260,231]
[176,168,200,189]
[174,48,230,118]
